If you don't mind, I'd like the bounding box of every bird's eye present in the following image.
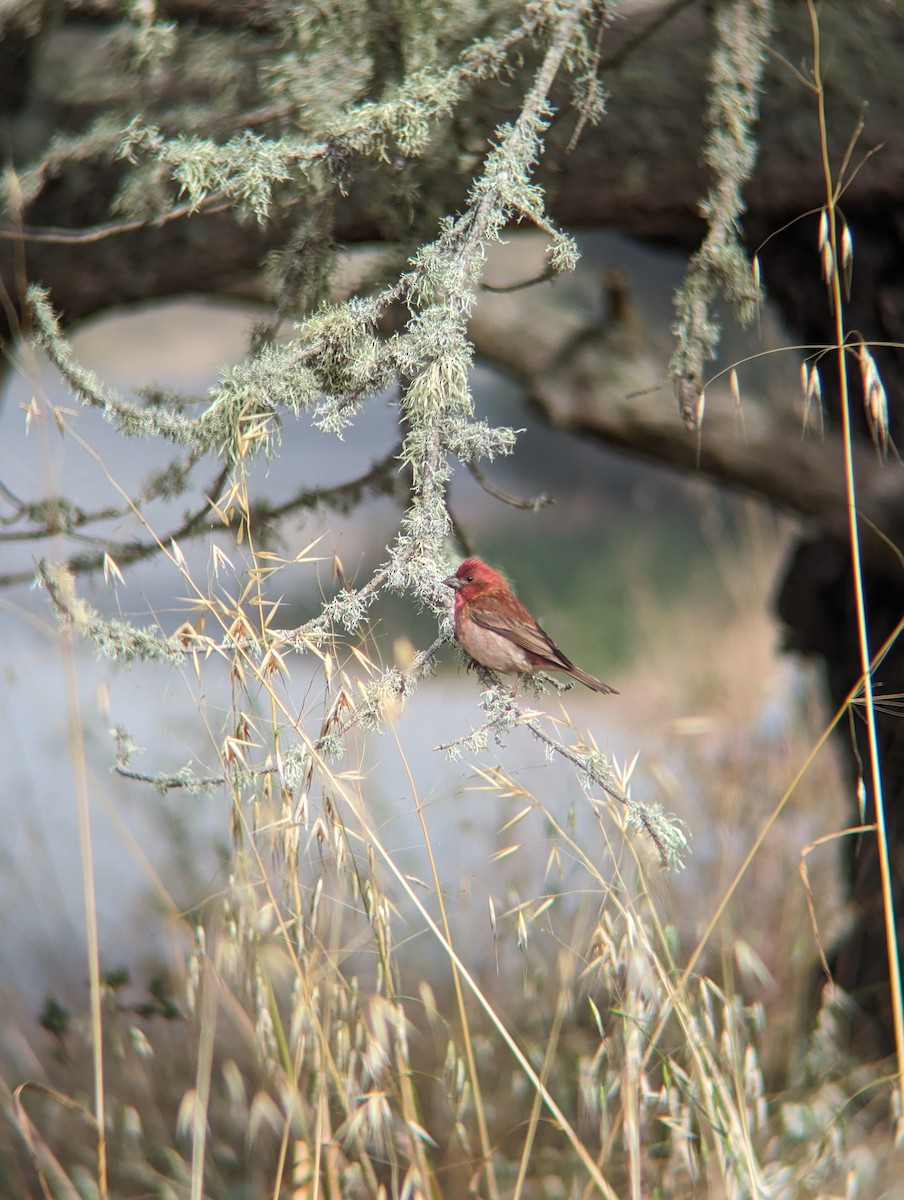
[464,574,473,583]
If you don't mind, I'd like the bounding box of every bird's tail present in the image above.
[567,665,618,695]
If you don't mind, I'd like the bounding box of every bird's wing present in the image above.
[468,593,572,668]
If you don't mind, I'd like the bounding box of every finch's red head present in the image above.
[443,557,504,599]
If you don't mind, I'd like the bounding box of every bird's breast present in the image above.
[455,611,534,674]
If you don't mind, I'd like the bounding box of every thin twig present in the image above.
[436,663,684,868]
[0,195,234,245]
[114,766,226,790]
[436,674,627,806]
[599,0,699,70]
[467,461,555,511]
[481,264,558,293]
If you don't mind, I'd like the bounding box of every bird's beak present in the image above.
[443,574,461,591]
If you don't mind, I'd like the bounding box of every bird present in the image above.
[443,557,617,694]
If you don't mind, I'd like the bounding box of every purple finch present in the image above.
[444,557,617,694]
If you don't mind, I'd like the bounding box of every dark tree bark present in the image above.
[761,207,904,1041]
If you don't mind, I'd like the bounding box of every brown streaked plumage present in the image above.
[443,557,617,694]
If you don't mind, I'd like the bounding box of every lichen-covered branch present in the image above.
[670,0,772,429]
[29,0,614,804]
[436,665,687,868]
